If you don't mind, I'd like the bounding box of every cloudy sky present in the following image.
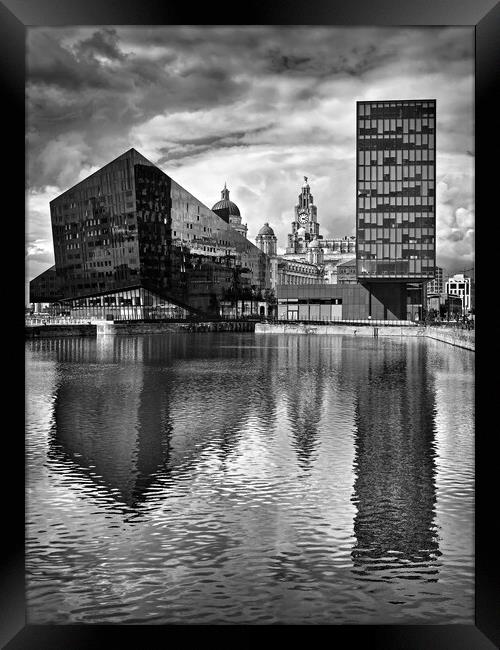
[26,25,474,296]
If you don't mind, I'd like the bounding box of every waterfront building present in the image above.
[255,220,324,290]
[276,284,409,322]
[356,99,436,319]
[29,265,63,308]
[283,177,356,283]
[256,177,356,291]
[445,273,472,312]
[30,149,269,319]
[426,266,444,294]
[269,257,324,290]
[211,183,248,239]
[274,99,437,322]
[286,177,320,253]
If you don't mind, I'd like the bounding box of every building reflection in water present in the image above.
[47,335,253,509]
[281,336,325,469]
[348,339,440,581]
[48,336,170,507]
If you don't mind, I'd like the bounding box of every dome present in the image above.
[309,238,322,248]
[297,226,306,237]
[212,183,240,222]
[211,199,241,218]
[258,222,275,236]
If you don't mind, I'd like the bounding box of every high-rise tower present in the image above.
[356,100,436,281]
[355,99,436,320]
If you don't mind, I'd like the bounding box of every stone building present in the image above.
[283,177,356,283]
[255,177,356,289]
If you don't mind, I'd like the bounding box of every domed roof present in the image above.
[309,238,322,248]
[212,183,240,221]
[258,222,275,236]
[297,226,306,237]
[212,199,240,217]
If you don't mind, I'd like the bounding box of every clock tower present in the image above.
[286,177,320,253]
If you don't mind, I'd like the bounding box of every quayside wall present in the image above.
[24,320,474,351]
[255,322,475,351]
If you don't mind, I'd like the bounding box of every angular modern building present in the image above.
[30,149,269,319]
[356,99,436,319]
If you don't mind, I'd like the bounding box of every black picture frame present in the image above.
[6,0,499,647]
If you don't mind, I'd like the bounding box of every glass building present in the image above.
[356,100,436,281]
[32,149,269,318]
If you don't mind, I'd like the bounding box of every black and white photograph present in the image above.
[20,16,486,634]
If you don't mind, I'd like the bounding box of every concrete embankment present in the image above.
[25,320,474,351]
[25,324,96,339]
[255,322,424,337]
[255,322,475,351]
[424,327,475,351]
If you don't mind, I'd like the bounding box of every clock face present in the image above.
[298,211,309,225]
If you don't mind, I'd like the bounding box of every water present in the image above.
[25,333,474,624]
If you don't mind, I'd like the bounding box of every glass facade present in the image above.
[59,287,190,321]
[29,265,63,303]
[45,149,269,317]
[356,100,436,280]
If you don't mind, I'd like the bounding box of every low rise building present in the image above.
[445,273,472,312]
[337,259,358,285]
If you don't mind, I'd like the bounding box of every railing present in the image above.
[25,317,97,327]
[424,319,475,331]
[263,318,415,327]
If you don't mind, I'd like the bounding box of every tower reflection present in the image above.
[281,336,326,469]
[349,339,440,580]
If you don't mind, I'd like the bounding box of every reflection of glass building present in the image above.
[47,336,254,505]
[30,149,268,317]
[349,341,440,578]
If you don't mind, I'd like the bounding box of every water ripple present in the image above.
[25,333,474,625]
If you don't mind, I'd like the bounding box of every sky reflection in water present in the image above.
[25,333,474,624]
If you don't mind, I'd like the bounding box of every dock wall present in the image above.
[255,322,475,351]
[25,320,474,351]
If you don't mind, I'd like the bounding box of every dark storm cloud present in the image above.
[75,28,125,61]
[27,27,250,190]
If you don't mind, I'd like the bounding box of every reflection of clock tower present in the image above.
[286,176,320,253]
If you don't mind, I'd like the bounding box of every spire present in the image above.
[221,182,230,201]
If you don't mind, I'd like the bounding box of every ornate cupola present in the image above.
[256,222,277,257]
[212,183,247,238]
